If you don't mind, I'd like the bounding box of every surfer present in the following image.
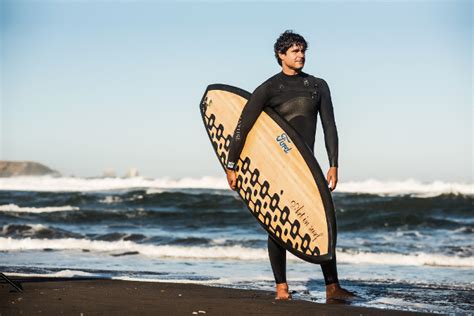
[225,30,356,301]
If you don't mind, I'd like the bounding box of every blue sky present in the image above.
[1,0,472,181]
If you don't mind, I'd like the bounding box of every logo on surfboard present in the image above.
[276,133,292,154]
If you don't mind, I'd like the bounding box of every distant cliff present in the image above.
[0,161,61,177]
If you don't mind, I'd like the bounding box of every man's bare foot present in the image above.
[275,282,292,300]
[326,283,356,301]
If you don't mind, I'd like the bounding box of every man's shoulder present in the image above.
[304,73,328,85]
[260,73,281,86]
[252,73,280,93]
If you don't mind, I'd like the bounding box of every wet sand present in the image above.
[0,276,432,315]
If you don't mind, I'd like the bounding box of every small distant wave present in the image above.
[2,270,231,286]
[0,176,472,197]
[337,179,473,197]
[0,203,79,213]
[4,270,100,278]
[1,237,472,267]
[0,237,265,260]
[1,224,49,235]
[1,224,83,239]
[0,176,228,192]
[99,196,124,204]
[453,227,473,234]
[337,249,473,268]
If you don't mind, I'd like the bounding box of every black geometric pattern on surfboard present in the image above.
[200,95,321,257]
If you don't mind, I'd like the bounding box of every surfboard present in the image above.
[199,84,336,264]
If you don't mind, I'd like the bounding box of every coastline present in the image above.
[0,276,433,315]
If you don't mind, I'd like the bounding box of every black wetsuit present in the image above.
[227,71,339,285]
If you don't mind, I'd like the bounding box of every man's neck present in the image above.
[281,67,301,76]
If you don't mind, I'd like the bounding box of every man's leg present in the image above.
[321,253,339,285]
[267,235,291,299]
[321,254,356,300]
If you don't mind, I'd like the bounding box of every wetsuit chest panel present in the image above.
[273,96,318,150]
[266,76,320,149]
[268,81,320,109]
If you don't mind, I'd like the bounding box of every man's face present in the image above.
[278,44,306,71]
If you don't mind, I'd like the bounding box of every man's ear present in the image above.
[278,52,286,61]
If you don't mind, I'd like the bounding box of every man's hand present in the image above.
[326,167,338,191]
[226,169,237,190]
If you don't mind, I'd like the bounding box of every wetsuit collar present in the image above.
[280,71,305,79]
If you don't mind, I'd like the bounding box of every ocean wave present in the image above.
[0,237,265,260]
[3,269,100,278]
[0,237,472,267]
[336,179,473,197]
[1,224,83,239]
[99,196,125,204]
[2,270,235,286]
[0,203,79,213]
[1,224,49,235]
[0,176,228,192]
[0,176,472,197]
[336,250,473,268]
[453,227,473,234]
[0,193,469,232]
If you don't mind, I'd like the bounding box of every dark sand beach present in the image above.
[0,276,432,315]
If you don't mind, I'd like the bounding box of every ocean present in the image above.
[0,176,472,314]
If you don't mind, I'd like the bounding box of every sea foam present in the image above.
[0,176,228,192]
[0,176,472,197]
[0,204,79,213]
[0,237,472,268]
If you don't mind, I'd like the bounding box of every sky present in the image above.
[0,0,472,182]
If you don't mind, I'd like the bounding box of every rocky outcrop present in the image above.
[0,161,61,177]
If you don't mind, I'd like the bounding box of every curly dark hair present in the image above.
[274,30,308,66]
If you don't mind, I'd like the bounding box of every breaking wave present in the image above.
[0,176,472,197]
[1,237,471,268]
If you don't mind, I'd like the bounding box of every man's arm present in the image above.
[226,83,269,170]
[319,79,339,191]
[226,83,269,190]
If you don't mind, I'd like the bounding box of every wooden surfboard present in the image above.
[199,84,336,263]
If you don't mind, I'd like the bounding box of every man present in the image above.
[225,30,355,301]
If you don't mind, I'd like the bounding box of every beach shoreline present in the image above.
[0,276,432,315]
